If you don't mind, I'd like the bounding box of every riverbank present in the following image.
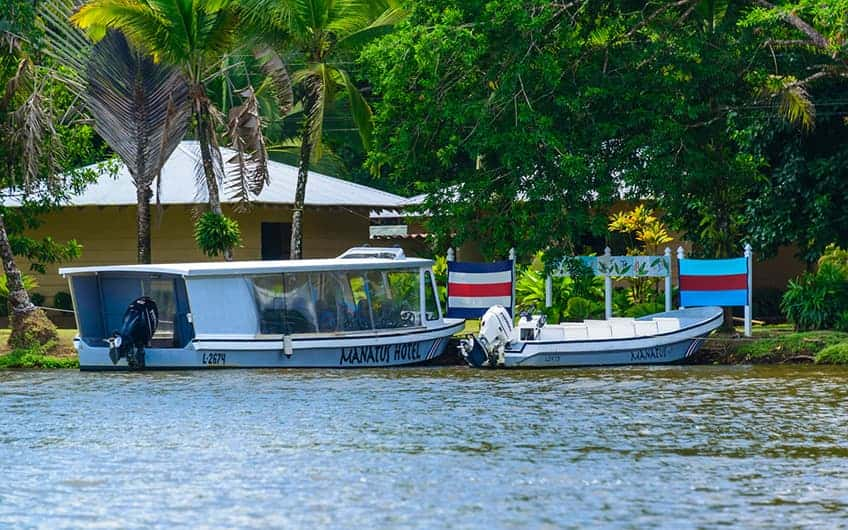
[689,325,848,365]
[0,329,78,368]
[1,326,847,369]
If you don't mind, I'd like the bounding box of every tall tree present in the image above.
[72,0,265,260]
[239,0,405,259]
[362,0,625,260]
[0,0,99,347]
[86,32,190,263]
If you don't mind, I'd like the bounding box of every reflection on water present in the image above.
[1,366,847,528]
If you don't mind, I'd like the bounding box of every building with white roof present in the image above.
[13,141,410,298]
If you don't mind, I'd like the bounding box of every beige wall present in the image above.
[23,204,372,298]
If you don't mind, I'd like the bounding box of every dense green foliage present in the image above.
[781,246,848,331]
[360,0,848,264]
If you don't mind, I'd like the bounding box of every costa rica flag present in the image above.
[447,260,514,318]
[679,257,749,307]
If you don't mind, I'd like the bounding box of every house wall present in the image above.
[23,204,371,299]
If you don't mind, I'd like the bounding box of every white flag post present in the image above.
[509,247,516,316]
[664,247,672,312]
[604,247,613,320]
[676,246,686,309]
[744,243,753,337]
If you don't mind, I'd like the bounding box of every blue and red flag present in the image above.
[679,257,749,307]
[447,260,514,318]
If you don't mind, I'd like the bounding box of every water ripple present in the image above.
[1,365,847,528]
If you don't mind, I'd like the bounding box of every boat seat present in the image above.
[609,321,636,338]
[563,325,589,339]
[634,321,659,336]
[586,324,612,338]
[653,317,680,333]
[538,327,565,340]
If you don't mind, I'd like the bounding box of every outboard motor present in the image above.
[459,305,514,368]
[106,297,158,369]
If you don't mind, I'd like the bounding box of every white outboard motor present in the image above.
[459,305,514,367]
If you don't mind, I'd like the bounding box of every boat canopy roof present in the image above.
[59,257,435,278]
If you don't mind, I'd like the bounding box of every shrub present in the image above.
[563,297,604,321]
[835,311,848,333]
[194,212,242,257]
[623,301,665,318]
[781,262,848,331]
[53,291,74,311]
[514,261,603,322]
[815,343,848,365]
[30,292,45,307]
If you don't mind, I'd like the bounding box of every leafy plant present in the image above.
[194,212,242,258]
[515,261,603,322]
[565,297,604,321]
[0,274,38,298]
[53,291,73,311]
[781,262,848,331]
[623,302,665,318]
[608,206,673,307]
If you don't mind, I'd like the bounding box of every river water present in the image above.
[1,366,847,529]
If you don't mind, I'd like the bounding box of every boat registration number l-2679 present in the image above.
[202,353,226,366]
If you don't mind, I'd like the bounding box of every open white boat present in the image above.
[459,306,723,368]
[60,248,464,370]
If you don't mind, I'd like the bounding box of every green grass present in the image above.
[0,348,79,368]
[815,343,848,365]
[734,330,848,361]
[0,328,78,369]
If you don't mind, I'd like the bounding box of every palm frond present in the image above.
[335,5,406,49]
[336,68,372,150]
[226,88,270,209]
[38,0,91,84]
[86,31,191,187]
[253,45,293,116]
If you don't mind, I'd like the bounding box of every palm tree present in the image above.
[86,32,191,263]
[239,0,405,259]
[72,0,249,259]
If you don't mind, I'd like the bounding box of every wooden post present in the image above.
[744,243,753,337]
[677,246,685,309]
[509,247,516,316]
[604,247,612,320]
[664,247,672,312]
[545,275,553,308]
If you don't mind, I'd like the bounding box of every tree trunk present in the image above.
[137,185,152,264]
[290,83,319,260]
[290,133,312,260]
[0,212,57,348]
[193,87,233,260]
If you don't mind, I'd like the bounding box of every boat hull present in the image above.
[77,321,465,370]
[498,307,722,368]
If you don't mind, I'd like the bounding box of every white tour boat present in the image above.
[459,305,723,368]
[60,248,464,370]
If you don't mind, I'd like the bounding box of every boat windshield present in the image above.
[250,269,425,334]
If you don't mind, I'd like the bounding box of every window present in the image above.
[143,279,177,343]
[250,268,426,335]
[251,274,318,334]
[261,222,292,260]
[424,271,440,320]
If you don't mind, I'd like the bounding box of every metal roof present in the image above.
[7,141,407,209]
[59,256,435,277]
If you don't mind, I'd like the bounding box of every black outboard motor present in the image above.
[106,297,158,369]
